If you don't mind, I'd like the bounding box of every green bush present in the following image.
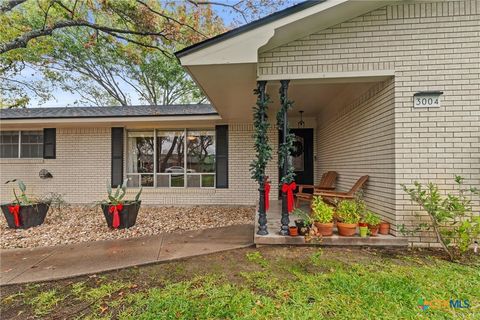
[336,200,360,224]
[311,196,334,223]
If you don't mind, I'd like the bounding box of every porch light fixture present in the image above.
[297,110,305,128]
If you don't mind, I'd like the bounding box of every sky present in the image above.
[17,1,299,108]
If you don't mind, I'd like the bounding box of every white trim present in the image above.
[257,70,396,82]
[0,115,221,125]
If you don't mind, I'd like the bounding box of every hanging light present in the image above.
[298,110,305,128]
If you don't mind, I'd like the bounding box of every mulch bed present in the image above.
[0,205,254,249]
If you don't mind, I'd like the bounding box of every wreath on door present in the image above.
[291,139,304,157]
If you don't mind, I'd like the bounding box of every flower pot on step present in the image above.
[1,203,49,229]
[314,222,333,236]
[379,222,390,235]
[289,226,298,236]
[101,201,141,229]
[337,222,357,236]
[368,224,379,236]
[359,226,368,237]
[295,219,310,236]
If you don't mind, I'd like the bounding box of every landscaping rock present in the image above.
[0,205,254,249]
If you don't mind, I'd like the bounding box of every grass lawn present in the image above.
[1,246,479,319]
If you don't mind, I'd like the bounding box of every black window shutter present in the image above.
[111,127,124,188]
[215,125,228,188]
[43,128,56,159]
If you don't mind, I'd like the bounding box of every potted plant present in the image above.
[364,211,381,236]
[311,196,334,236]
[1,180,50,229]
[100,179,142,229]
[336,199,360,236]
[289,226,299,236]
[379,221,390,235]
[292,208,313,236]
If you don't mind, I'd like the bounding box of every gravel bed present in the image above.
[0,205,254,249]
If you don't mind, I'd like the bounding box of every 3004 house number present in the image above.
[413,92,442,108]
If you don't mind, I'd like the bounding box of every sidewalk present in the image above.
[0,224,253,286]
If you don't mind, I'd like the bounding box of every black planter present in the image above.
[1,203,50,229]
[101,201,141,229]
[295,219,311,236]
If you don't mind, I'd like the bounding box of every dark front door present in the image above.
[279,128,314,186]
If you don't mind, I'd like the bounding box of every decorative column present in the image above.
[278,79,295,236]
[251,81,272,235]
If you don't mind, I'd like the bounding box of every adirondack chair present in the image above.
[314,175,369,206]
[295,171,338,207]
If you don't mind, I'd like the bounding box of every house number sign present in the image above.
[413,91,443,108]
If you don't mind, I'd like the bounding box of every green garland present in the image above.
[250,82,272,183]
[277,83,295,184]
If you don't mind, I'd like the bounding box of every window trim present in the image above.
[0,130,44,159]
[126,128,216,189]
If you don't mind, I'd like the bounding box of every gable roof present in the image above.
[0,104,217,120]
[175,1,324,58]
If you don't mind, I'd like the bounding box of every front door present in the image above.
[279,128,314,186]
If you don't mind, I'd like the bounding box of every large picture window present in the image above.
[0,131,43,158]
[127,129,215,188]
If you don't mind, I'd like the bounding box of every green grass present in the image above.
[2,247,479,319]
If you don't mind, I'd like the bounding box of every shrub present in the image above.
[363,211,381,226]
[336,200,360,224]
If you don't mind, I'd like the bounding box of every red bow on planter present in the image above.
[8,205,21,227]
[108,204,123,229]
[264,181,270,212]
[281,182,297,213]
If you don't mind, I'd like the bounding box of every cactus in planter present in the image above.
[1,179,50,229]
[101,179,143,229]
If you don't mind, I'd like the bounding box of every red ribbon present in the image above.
[8,205,21,227]
[264,181,270,212]
[108,204,123,228]
[281,182,297,213]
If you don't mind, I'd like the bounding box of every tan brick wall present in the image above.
[1,124,279,206]
[259,0,480,245]
[317,78,396,231]
[0,128,110,204]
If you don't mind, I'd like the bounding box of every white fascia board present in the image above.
[179,0,349,66]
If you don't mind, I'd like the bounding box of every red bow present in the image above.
[281,182,297,213]
[108,204,123,228]
[8,205,21,227]
[264,181,270,212]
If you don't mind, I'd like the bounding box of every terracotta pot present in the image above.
[337,222,357,236]
[379,222,390,235]
[368,224,379,236]
[289,226,298,236]
[314,222,333,236]
[359,222,368,227]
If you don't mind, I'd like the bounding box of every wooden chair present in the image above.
[314,175,369,206]
[295,171,338,207]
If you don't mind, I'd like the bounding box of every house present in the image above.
[1,0,479,246]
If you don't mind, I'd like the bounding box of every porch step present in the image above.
[254,232,409,247]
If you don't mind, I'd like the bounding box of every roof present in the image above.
[0,104,217,120]
[175,0,324,58]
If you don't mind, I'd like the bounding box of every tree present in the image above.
[1,0,296,107]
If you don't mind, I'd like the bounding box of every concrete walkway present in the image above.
[0,224,253,286]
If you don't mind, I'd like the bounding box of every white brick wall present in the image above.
[1,125,279,206]
[258,0,480,245]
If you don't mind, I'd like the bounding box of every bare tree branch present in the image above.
[0,0,27,13]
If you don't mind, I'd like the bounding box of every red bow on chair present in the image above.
[8,205,21,227]
[108,204,123,228]
[264,181,271,212]
[281,182,297,213]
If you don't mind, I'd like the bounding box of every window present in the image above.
[127,129,215,188]
[0,131,43,158]
[127,131,154,187]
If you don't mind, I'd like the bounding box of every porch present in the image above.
[254,200,408,247]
